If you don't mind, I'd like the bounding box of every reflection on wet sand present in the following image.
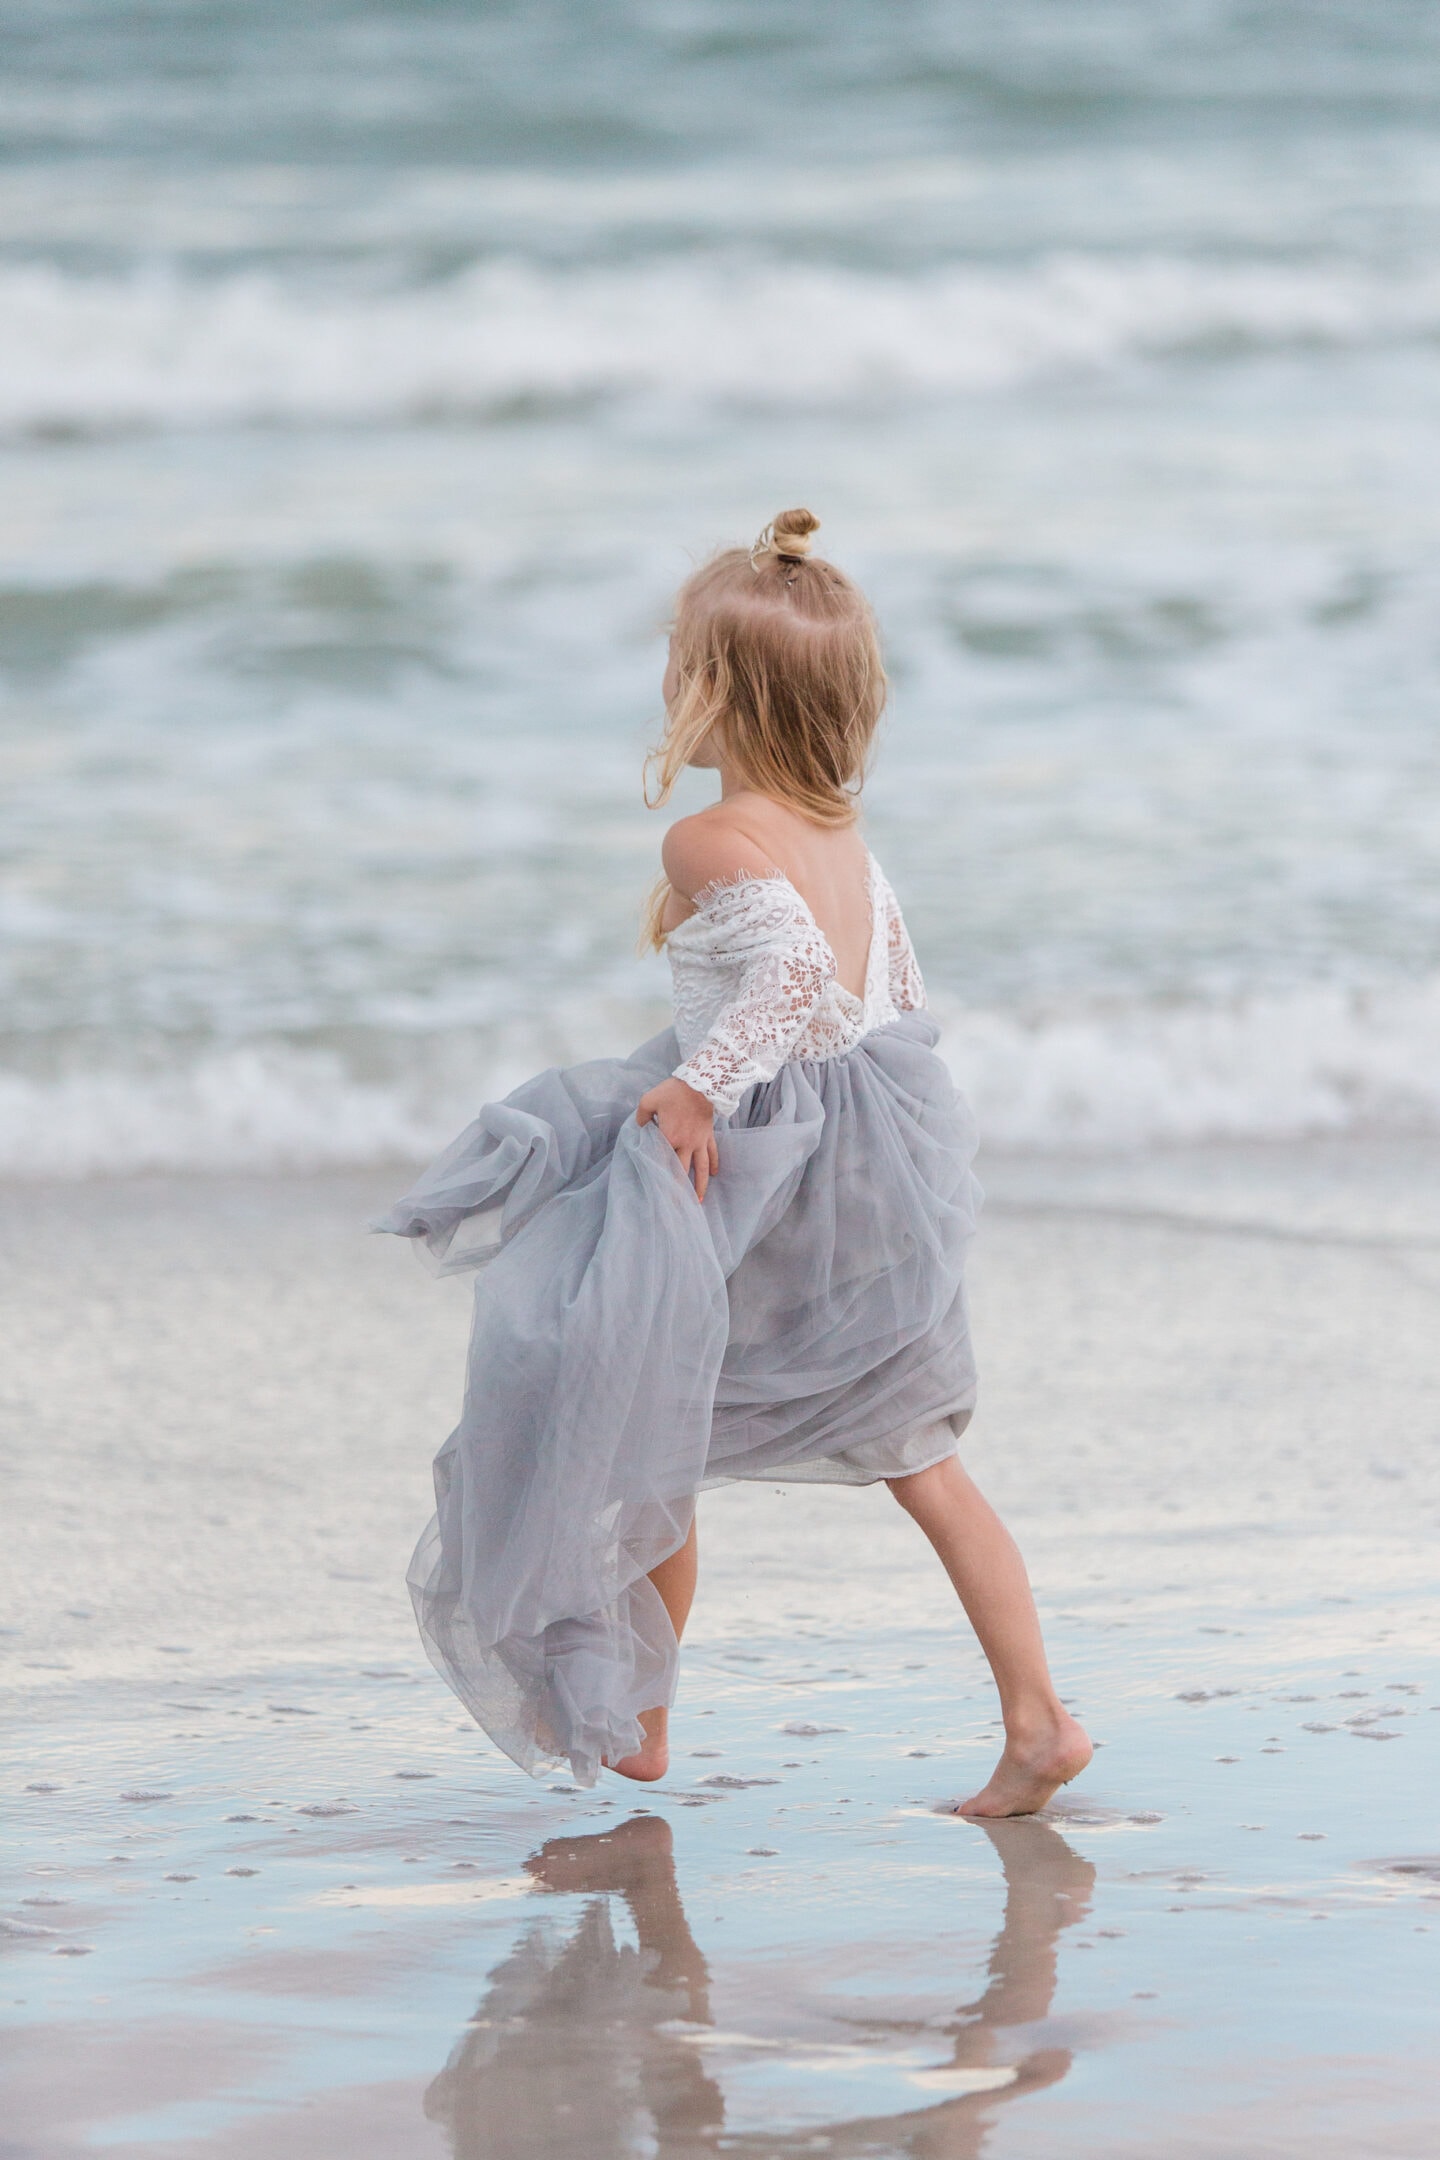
[425,1811,1095,2159]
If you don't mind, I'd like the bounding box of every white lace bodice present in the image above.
[667,849,926,1115]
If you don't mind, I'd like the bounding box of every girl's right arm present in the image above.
[878,867,927,1012]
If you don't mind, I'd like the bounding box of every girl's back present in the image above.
[660,794,875,998]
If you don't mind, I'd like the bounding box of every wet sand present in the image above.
[4,1142,1440,2156]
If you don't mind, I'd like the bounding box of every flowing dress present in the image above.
[374,852,982,1785]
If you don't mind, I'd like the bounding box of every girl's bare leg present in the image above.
[609,1515,698,1782]
[887,1455,1092,1817]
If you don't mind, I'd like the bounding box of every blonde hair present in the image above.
[643,508,886,947]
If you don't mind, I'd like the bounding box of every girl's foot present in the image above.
[608,1706,669,1782]
[955,1711,1093,1819]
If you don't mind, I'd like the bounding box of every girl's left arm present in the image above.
[667,895,833,1113]
[636,1073,719,1202]
[637,894,833,1201]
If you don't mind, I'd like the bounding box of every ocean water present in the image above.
[4,0,1440,1173]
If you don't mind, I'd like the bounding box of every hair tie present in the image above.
[749,521,815,571]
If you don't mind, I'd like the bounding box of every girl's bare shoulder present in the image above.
[661,801,784,901]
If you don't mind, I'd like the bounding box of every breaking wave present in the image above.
[4,251,1439,434]
[4,976,1439,1176]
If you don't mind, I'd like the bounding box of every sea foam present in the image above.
[4,253,1439,434]
[4,977,1439,1176]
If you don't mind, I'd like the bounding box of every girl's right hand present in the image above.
[636,1076,718,1202]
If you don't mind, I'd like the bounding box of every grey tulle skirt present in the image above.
[374,1013,982,1787]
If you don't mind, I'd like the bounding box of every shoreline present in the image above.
[3,1135,1438,1694]
[5,1137,1439,2155]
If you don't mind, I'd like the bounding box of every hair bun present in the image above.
[752,507,820,566]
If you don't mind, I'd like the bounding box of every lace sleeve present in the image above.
[879,868,927,1012]
[671,878,834,1116]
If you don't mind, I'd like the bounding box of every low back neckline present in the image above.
[679,849,880,1008]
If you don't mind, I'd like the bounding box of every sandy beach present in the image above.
[5,1140,1438,2157]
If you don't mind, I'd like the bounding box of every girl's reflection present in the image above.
[425,1809,1095,2158]
[425,1814,722,2154]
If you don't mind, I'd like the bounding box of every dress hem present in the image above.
[700,1407,972,1491]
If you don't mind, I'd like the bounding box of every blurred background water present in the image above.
[3,0,1440,1172]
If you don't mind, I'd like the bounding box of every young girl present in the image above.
[377,509,1091,1818]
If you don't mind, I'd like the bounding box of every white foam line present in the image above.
[310,1875,536,1909]
[3,975,1439,1175]
[3,252,1439,432]
[657,2025,1020,2091]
